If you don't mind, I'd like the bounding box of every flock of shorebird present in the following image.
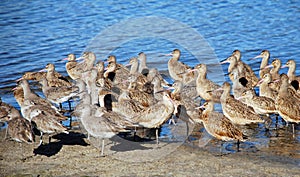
[0,49,299,156]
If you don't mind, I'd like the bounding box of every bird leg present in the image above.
[68,100,72,111]
[237,140,240,152]
[168,115,177,126]
[38,132,43,146]
[59,103,63,111]
[3,124,8,141]
[133,127,137,141]
[48,135,52,144]
[87,132,90,140]
[69,116,73,128]
[100,139,105,157]
[219,141,223,156]
[185,122,190,143]
[292,124,295,138]
[263,114,272,131]
[156,128,159,145]
[275,114,278,130]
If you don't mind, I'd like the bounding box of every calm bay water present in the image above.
[0,0,299,160]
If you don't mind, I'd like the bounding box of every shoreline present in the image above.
[0,129,299,176]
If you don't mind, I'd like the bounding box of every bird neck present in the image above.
[130,62,139,75]
[196,70,206,83]
[260,56,269,69]
[287,64,296,79]
[138,58,147,73]
[228,61,237,73]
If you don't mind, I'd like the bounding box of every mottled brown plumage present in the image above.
[6,108,34,144]
[257,73,278,100]
[199,101,245,142]
[193,64,221,102]
[252,50,271,78]
[167,49,195,84]
[220,82,263,125]
[238,89,277,115]
[275,74,300,124]
[44,63,72,87]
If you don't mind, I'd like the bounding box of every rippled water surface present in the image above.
[0,0,299,162]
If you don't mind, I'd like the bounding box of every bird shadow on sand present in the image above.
[33,132,89,157]
[109,135,156,152]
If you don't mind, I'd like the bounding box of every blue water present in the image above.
[0,0,299,159]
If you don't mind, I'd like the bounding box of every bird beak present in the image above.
[263,64,273,69]
[215,87,223,92]
[220,58,229,64]
[256,78,264,86]
[16,77,23,82]
[76,56,84,61]
[39,69,47,72]
[249,55,262,60]
[281,65,288,69]
[163,53,173,57]
[188,68,197,73]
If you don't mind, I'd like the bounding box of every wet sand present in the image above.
[0,127,299,177]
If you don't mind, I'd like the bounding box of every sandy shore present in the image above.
[0,127,299,177]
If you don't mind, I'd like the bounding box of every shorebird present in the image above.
[229,68,251,101]
[72,91,98,118]
[150,76,163,100]
[17,67,63,82]
[127,80,157,107]
[40,78,79,110]
[6,108,34,144]
[192,64,222,102]
[198,101,246,151]
[104,60,129,90]
[232,50,258,84]
[128,57,148,86]
[219,82,263,125]
[281,59,300,90]
[79,93,136,156]
[18,72,46,82]
[138,52,149,76]
[95,61,112,89]
[220,55,239,74]
[275,74,300,133]
[43,63,72,87]
[170,80,200,124]
[106,55,130,83]
[112,90,145,118]
[81,69,101,105]
[80,105,131,156]
[18,79,67,122]
[18,79,57,110]
[74,51,97,71]
[29,108,69,145]
[251,50,271,78]
[221,55,258,87]
[256,73,278,100]
[264,58,282,81]
[64,53,82,80]
[131,91,175,144]
[0,97,19,122]
[12,85,24,107]
[238,89,277,116]
[147,68,169,87]
[167,49,195,84]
